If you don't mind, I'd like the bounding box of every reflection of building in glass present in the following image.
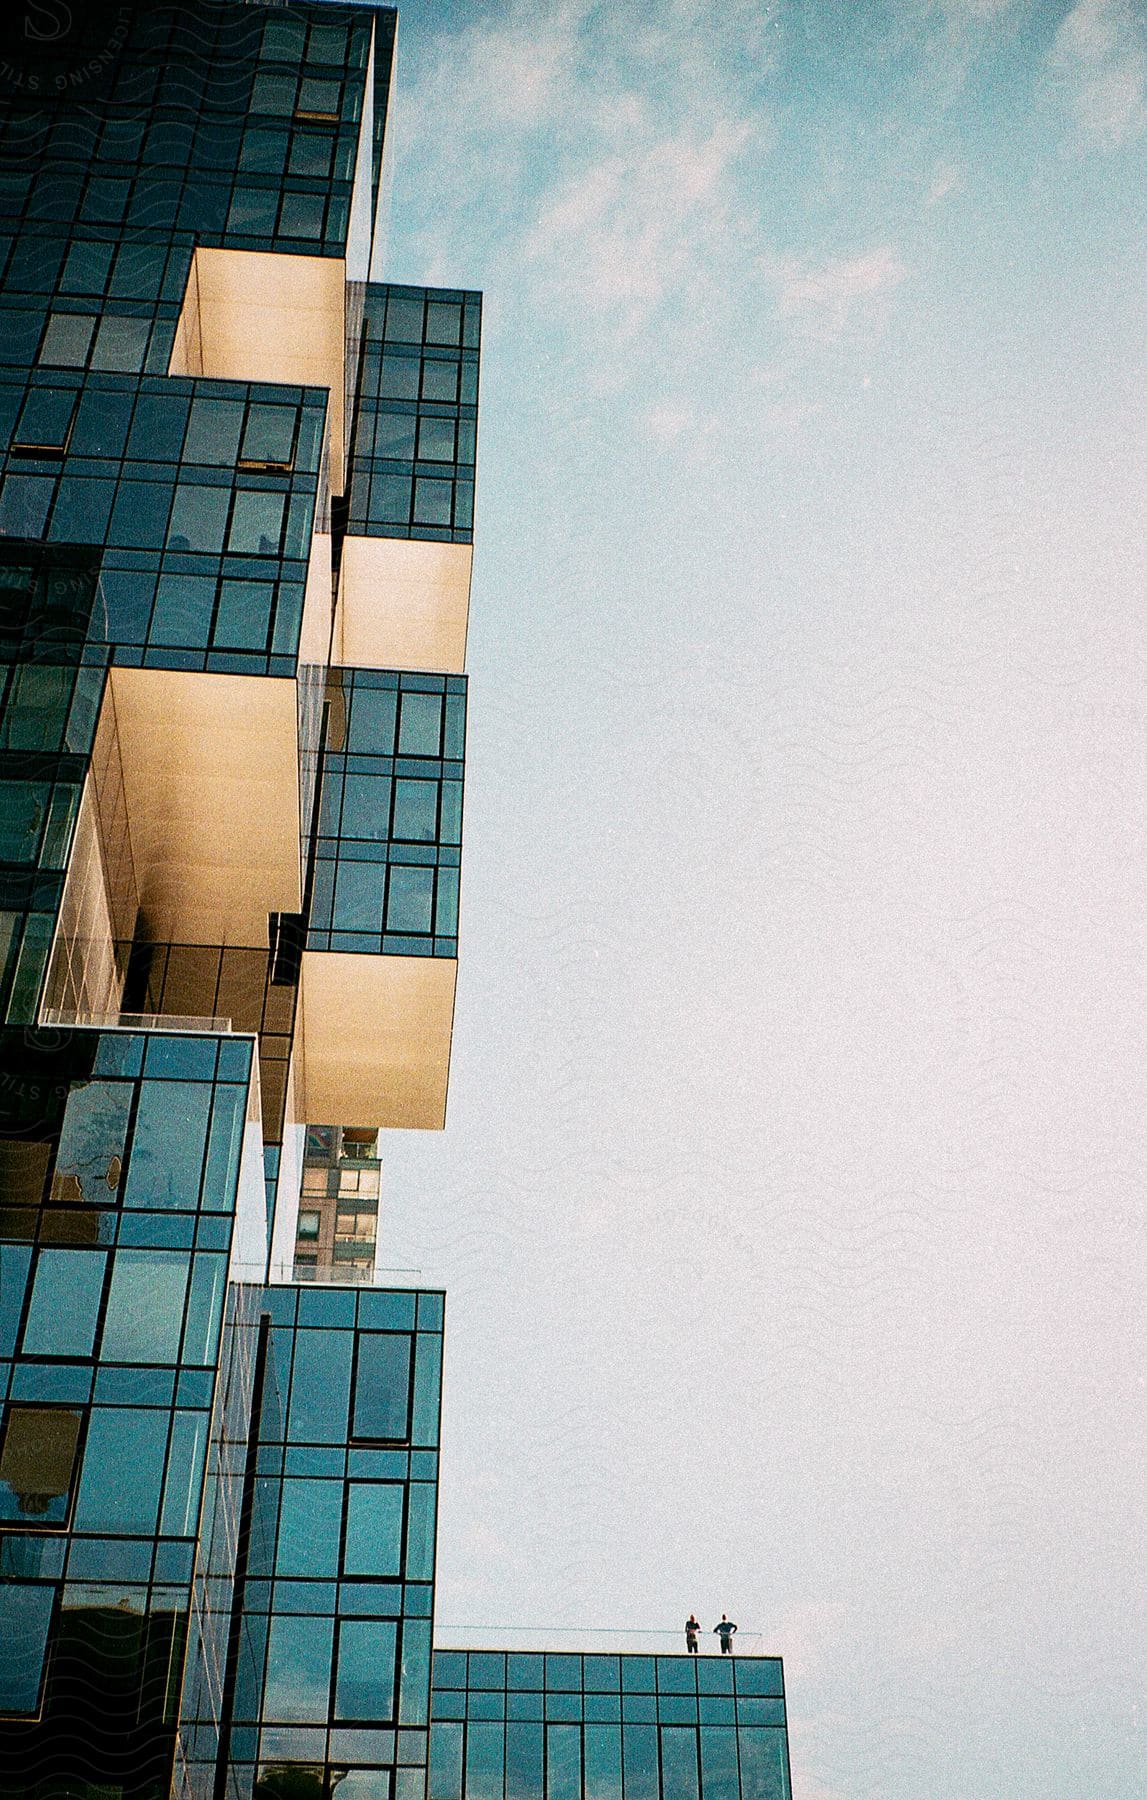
[0,6,793,1800]
[296,1125,382,1281]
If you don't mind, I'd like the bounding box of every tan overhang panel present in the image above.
[170,246,347,482]
[337,535,472,674]
[108,668,302,944]
[298,951,457,1130]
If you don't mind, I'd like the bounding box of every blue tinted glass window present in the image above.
[214,578,274,651]
[347,685,397,753]
[0,1405,81,1525]
[100,1249,189,1363]
[228,489,285,555]
[203,1084,246,1211]
[335,862,385,933]
[417,417,455,462]
[0,779,50,860]
[124,1081,211,1209]
[586,1726,622,1800]
[341,773,391,840]
[352,1333,411,1441]
[623,1725,659,1800]
[735,1730,788,1800]
[660,1729,699,1800]
[405,1481,435,1581]
[392,779,438,842]
[74,1406,168,1534]
[90,315,149,372]
[398,691,442,755]
[263,1614,334,1722]
[289,1327,353,1443]
[699,1728,738,1800]
[242,404,297,467]
[506,1721,543,1800]
[386,866,434,934]
[466,1719,504,1800]
[335,1618,398,1721]
[13,386,75,450]
[0,476,54,538]
[39,313,95,366]
[432,1720,464,1800]
[182,1254,226,1364]
[22,1249,106,1357]
[0,1244,32,1357]
[374,412,416,459]
[547,1725,580,1800]
[412,1332,442,1448]
[733,1662,783,1699]
[184,397,243,464]
[168,484,230,553]
[277,1477,343,1576]
[0,1583,54,1713]
[343,1481,403,1577]
[159,1408,208,1536]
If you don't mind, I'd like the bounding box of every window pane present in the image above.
[404,1481,435,1580]
[40,312,95,366]
[417,417,455,462]
[168,484,230,552]
[241,404,297,467]
[735,1731,788,1800]
[547,1726,580,1800]
[506,1722,543,1800]
[14,386,75,451]
[352,1332,411,1441]
[334,861,385,933]
[0,1584,54,1713]
[160,1409,208,1535]
[660,1730,699,1800]
[288,1327,352,1443]
[431,1720,464,1800]
[184,397,243,464]
[343,1481,403,1577]
[21,1249,106,1357]
[277,1478,342,1576]
[392,779,438,843]
[101,1248,189,1363]
[263,1614,334,1722]
[0,476,54,538]
[397,692,442,755]
[414,477,452,526]
[385,866,434,935]
[623,1727,659,1800]
[228,489,285,555]
[90,315,149,372]
[341,773,392,841]
[467,1719,504,1800]
[374,412,416,459]
[0,1405,81,1524]
[51,1079,132,1204]
[73,1406,168,1534]
[124,1081,211,1209]
[347,684,397,753]
[699,1729,738,1800]
[335,1618,397,1721]
[586,1727,622,1800]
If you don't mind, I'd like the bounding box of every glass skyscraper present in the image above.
[0,7,791,1800]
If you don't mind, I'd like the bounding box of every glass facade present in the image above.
[429,1656,792,1800]
[228,1283,444,1800]
[0,11,790,1800]
[0,1026,260,1799]
[346,286,480,545]
[310,669,465,958]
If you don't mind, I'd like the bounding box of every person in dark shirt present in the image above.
[685,1614,700,1654]
[714,1615,737,1654]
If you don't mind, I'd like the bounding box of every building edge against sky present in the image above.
[0,6,792,1800]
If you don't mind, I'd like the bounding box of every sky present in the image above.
[369,3,1146,1795]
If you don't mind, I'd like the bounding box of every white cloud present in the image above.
[774,245,908,342]
[924,161,964,206]
[1044,0,1147,149]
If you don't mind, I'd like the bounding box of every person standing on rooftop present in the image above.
[685,1614,700,1654]
[714,1615,738,1654]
